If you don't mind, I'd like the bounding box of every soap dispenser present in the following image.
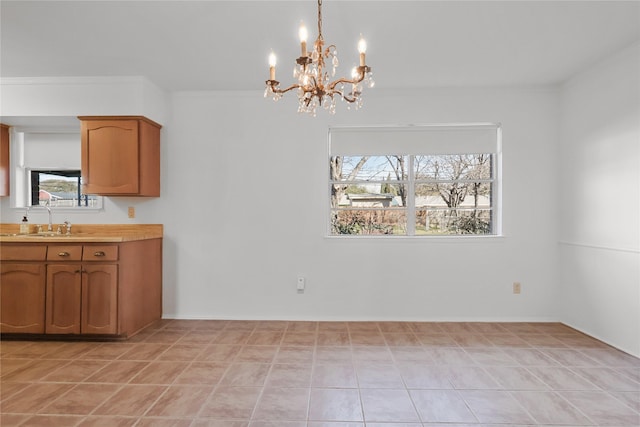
[20,214,29,234]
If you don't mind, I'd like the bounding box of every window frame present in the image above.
[327,124,502,238]
[27,168,102,209]
[8,126,104,212]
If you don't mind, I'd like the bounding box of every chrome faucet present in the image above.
[44,200,53,232]
[63,220,72,235]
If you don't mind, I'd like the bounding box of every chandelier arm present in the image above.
[342,95,358,103]
[326,64,370,92]
[332,90,358,103]
[324,44,336,57]
[267,82,304,95]
[326,76,364,92]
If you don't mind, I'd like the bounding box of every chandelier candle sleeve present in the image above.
[358,36,367,66]
[269,51,276,81]
[299,22,308,57]
[264,0,374,116]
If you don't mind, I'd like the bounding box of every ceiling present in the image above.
[1,1,639,92]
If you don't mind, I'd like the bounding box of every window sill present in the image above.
[325,234,505,242]
[11,206,104,214]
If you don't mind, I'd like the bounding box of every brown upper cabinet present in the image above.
[0,124,10,197]
[79,116,161,197]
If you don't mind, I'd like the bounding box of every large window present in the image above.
[329,124,501,236]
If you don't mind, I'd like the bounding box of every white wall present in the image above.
[0,76,167,125]
[161,87,560,321]
[558,42,640,357]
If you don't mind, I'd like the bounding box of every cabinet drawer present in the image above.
[83,245,118,261]
[47,245,82,261]
[1,245,47,261]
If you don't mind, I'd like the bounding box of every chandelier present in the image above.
[264,0,374,115]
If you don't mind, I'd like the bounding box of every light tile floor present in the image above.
[1,320,639,426]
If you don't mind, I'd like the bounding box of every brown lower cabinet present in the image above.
[0,239,161,338]
[46,264,118,335]
[0,263,46,333]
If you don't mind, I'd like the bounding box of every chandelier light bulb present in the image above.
[358,35,367,66]
[269,51,277,80]
[358,35,367,54]
[299,22,308,56]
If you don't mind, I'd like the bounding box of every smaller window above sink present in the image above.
[29,169,101,209]
[5,121,104,211]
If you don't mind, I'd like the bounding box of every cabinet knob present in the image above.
[58,252,70,257]
[93,251,106,257]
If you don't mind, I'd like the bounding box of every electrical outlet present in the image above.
[128,206,135,219]
[297,277,305,293]
[513,282,521,294]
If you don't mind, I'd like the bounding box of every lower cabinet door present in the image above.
[1,263,46,333]
[82,264,118,334]
[46,264,82,334]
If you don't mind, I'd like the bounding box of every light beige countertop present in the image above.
[0,224,163,243]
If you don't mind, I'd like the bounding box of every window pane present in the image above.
[330,155,408,209]
[30,170,100,208]
[330,155,408,181]
[415,182,491,208]
[416,209,492,235]
[415,154,492,180]
[331,209,407,235]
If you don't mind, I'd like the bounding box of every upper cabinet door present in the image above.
[0,124,10,197]
[80,116,161,197]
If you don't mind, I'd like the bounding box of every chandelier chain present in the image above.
[317,0,323,39]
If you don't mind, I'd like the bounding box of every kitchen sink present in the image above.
[0,232,73,238]
[26,232,70,237]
